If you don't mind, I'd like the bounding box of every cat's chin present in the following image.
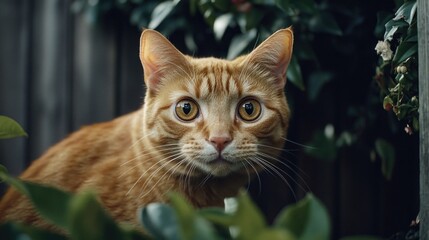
[204,158,233,177]
[196,158,245,177]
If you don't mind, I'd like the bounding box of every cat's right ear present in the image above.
[139,29,190,92]
[243,28,294,89]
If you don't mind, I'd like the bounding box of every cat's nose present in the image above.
[209,136,232,152]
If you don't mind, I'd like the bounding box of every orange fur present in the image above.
[0,28,294,231]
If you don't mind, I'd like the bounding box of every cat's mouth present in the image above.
[207,157,233,166]
[203,156,238,176]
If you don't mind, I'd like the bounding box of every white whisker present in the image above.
[280,137,316,150]
[138,152,187,198]
[253,156,298,201]
[243,158,262,195]
[255,153,311,197]
[126,151,182,196]
[240,161,252,192]
[128,132,155,150]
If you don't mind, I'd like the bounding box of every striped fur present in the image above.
[0,28,294,232]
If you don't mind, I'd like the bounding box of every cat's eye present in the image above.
[237,99,262,122]
[175,99,199,121]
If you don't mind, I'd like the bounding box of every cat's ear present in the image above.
[245,27,294,88]
[139,29,190,92]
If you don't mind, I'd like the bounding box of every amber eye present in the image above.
[238,99,262,121]
[175,99,199,121]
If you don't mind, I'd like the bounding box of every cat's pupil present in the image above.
[244,102,254,115]
[183,103,191,115]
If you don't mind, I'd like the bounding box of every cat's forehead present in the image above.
[186,57,248,100]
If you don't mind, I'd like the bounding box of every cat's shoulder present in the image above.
[40,111,139,159]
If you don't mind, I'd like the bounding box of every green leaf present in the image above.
[24,182,72,229]
[375,138,395,180]
[274,193,330,240]
[307,71,334,101]
[384,19,408,41]
[213,13,234,40]
[140,203,180,240]
[0,170,27,194]
[227,29,257,60]
[404,26,417,42]
[212,0,230,11]
[169,193,217,240]
[256,228,296,240]
[0,164,7,177]
[148,0,179,29]
[244,9,264,30]
[286,56,305,91]
[290,0,317,14]
[0,115,27,139]
[232,191,267,240]
[275,0,291,12]
[412,116,419,131]
[393,0,417,25]
[190,0,199,15]
[130,6,148,27]
[336,131,356,147]
[308,12,342,36]
[198,207,234,226]
[253,0,277,6]
[0,173,72,229]
[68,191,124,240]
[392,41,417,66]
[0,222,67,240]
[296,42,317,61]
[340,236,382,240]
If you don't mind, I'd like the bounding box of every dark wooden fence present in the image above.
[0,0,422,239]
[0,0,143,174]
[418,0,429,238]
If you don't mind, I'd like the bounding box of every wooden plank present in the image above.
[338,148,380,237]
[27,0,72,160]
[72,15,117,129]
[117,20,143,115]
[418,0,429,238]
[0,0,30,177]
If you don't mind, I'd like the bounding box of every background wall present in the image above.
[0,0,419,239]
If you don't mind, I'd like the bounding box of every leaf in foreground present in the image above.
[68,191,125,240]
[169,193,217,240]
[231,190,267,240]
[274,193,330,240]
[0,172,71,229]
[0,115,27,139]
[140,203,179,240]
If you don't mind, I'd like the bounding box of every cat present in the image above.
[0,27,293,231]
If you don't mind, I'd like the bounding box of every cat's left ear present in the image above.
[245,27,294,88]
[139,29,191,92]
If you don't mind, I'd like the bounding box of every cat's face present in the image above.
[140,29,293,177]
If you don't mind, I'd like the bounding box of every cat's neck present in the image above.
[178,173,248,208]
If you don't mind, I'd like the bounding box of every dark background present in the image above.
[0,0,419,239]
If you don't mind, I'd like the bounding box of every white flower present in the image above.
[375,40,393,61]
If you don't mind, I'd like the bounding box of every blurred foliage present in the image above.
[374,0,418,134]
[71,0,347,91]
[70,0,417,178]
[0,115,27,139]
[0,168,380,240]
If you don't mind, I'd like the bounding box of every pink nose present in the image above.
[209,136,232,152]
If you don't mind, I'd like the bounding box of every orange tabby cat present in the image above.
[0,28,293,230]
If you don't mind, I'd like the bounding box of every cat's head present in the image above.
[139,28,293,177]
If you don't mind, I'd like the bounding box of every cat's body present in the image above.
[0,28,294,230]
